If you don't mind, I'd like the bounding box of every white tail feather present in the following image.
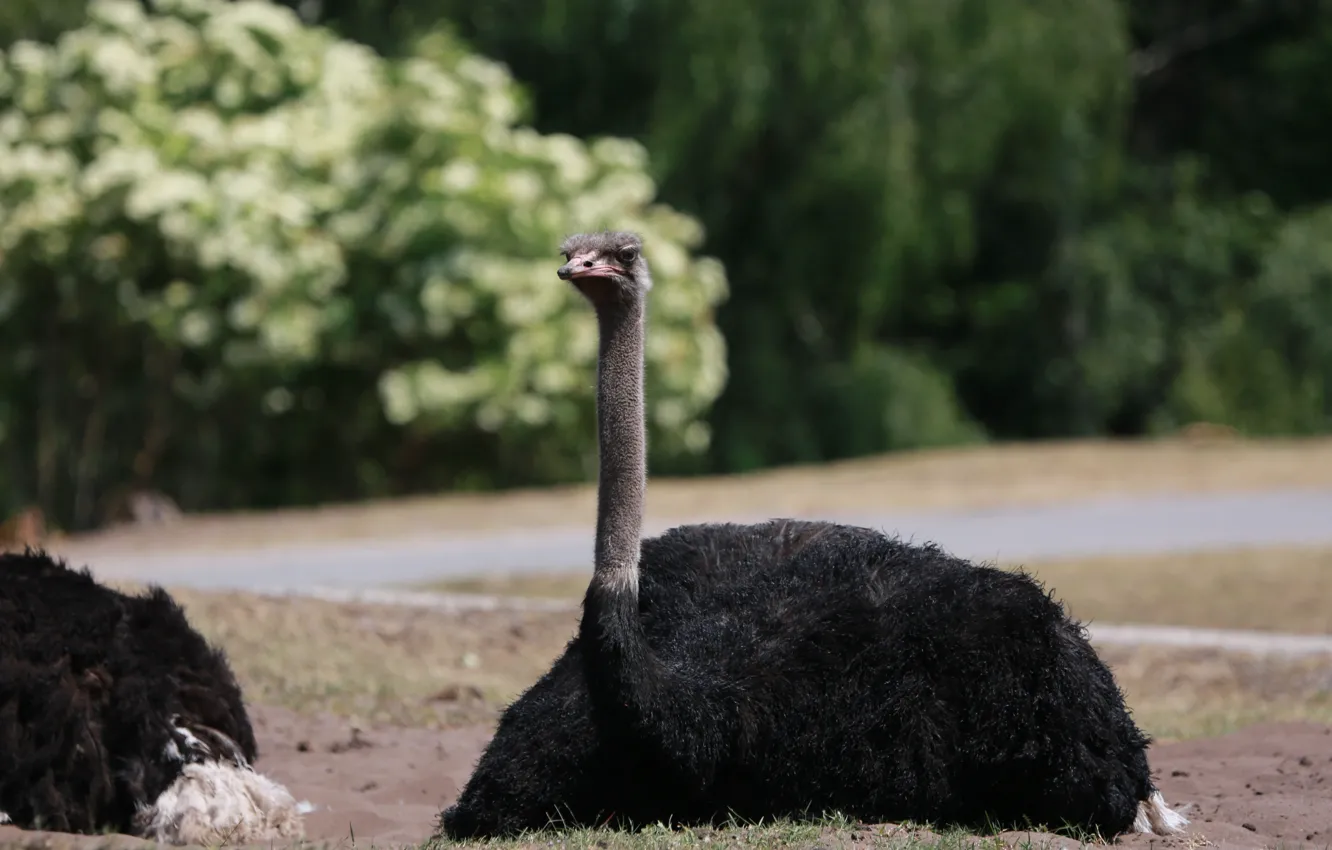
[1132,790,1190,835]
[135,759,305,845]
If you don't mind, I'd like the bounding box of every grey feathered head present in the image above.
[557,231,652,305]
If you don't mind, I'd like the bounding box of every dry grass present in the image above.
[415,545,1332,635]
[168,588,574,729]
[1098,645,1332,741]
[164,587,1332,742]
[419,572,591,599]
[1026,546,1332,635]
[56,435,1332,559]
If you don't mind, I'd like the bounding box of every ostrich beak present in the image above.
[558,255,626,281]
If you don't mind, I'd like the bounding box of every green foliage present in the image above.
[424,0,1137,466]
[6,0,1332,520]
[0,0,727,527]
[1034,162,1280,434]
[0,0,86,47]
[423,0,1332,461]
[1022,157,1332,438]
[1167,204,1332,434]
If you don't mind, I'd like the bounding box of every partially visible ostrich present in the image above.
[0,507,45,553]
[0,549,305,844]
[439,231,1189,840]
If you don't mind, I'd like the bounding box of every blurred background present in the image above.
[2,0,1332,534]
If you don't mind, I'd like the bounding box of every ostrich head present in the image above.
[557,231,652,306]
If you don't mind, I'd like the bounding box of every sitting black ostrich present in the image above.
[439,231,1189,840]
[0,549,304,844]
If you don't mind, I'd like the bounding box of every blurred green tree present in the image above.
[423,0,1132,467]
[0,0,727,528]
[0,0,87,46]
[412,0,1332,465]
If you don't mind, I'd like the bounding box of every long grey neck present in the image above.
[590,295,647,595]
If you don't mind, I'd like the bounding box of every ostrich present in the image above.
[0,549,305,844]
[439,231,1189,840]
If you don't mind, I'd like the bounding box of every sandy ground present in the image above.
[6,706,1323,850]
[264,710,1332,850]
[261,710,1332,849]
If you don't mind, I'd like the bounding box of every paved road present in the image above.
[81,488,1332,592]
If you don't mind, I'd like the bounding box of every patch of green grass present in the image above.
[421,813,1086,850]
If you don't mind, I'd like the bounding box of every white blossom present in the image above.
[0,0,729,464]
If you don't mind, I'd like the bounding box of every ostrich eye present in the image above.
[617,247,638,265]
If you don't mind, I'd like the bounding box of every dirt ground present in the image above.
[233,709,1332,849]
[262,710,1332,850]
[6,705,1324,850]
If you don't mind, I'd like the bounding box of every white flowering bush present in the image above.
[0,0,727,525]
